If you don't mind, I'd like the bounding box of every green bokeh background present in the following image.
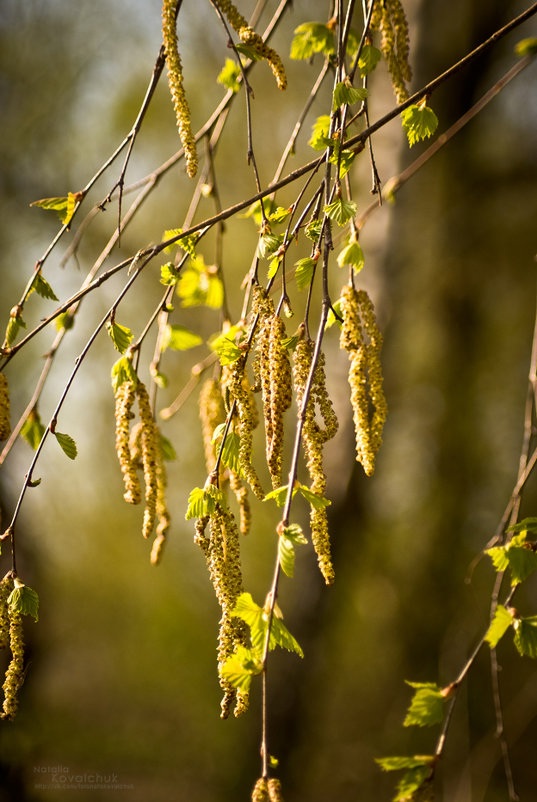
[1,1,537,800]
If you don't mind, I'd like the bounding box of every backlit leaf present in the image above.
[404,682,444,727]
[401,102,439,147]
[20,409,46,450]
[514,616,537,658]
[54,431,77,460]
[8,583,39,622]
[333,79,368,109]
[324,197,357,226]
[162,324,203,351]
[358,45,382,76]
[290,22,334,60]
[294,257,316,290]
[485,604,514,649]
[106,321,133,354]
[31,273,59,301]
[218,58,241,93]
[110,356,137,392]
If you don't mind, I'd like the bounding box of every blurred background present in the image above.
[1,1,537,800]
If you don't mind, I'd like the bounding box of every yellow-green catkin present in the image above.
[1,602,24,721]
[230,470,251,535]
[114,381,142,505]
[213,0,287,90]
[252,777,270,802]
[370,0,412,104]
[293,338,338,584]
[199,377,226,478]
[265,315,292,488]
[340,285,387,477]
[162,0,198,176]
[205,503,248,718]
[0,574,14,651]
[267,778,284,801]
[136,381,159,539]
[0,373,11,441]
[222,357,264,499]
[151,425,170,566]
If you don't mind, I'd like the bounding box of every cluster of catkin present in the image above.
[0,373,10,441]
[0,573,24,721]
[212,0,287,90]
[195,496,249,718]
[199,377,251,536]
[161,0,198,177]
[340,285,387,477]
[251,777,284,801]
[293,334,339,584]
[114,379,170,564]
[252,288,292,489]
[370,0,412,104]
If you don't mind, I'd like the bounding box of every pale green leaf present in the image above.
[110,356,137,393]
[258,233,283,260]
[309,115,332,151]
[185,484,226,520]
[268,206,291,224]
[267,256,282,280]
[160,262,180,285]
[401,103,439,147]
[290,22,334,60]
[210,335,242,366]
[485,604,514,648]
[31,273,59,302]
[486,545,510,573]
[160,434,177,461]
[376,755,435,773]
[5,316,26,348]
[278,535,296,578]
[324,197,357,226]
[326,298,343,329]
[264,484,295,507]
[305,219,323,242]
[514,616,537,658]
[294,257,316,290]
[218,58,241,93]
[282,524,307,545]
[404,682,444,727]
[162,324,203,351]
[269,616,304,657]
[337,240,364,272]
[508,517,537,534]
[358,45,382,76]
[8,583,39,622]
[298,484,331,509]
[54,431,77,460]
[20,410,46,450]
[106,321,133,354]
[333,79,368,109]
[162,228,198,256]
[220,645,262,693]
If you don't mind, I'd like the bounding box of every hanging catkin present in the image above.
[114,380,142,505]
[162,0,198,176]
[1,575,24,721]
[212,0,287,90]
[340,285,387,476]
[293,337,338,584]
[370,0,412,104]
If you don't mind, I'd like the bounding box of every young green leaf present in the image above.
[485,604,514,649]
[185,485,226,520]
[106,321,133,354]
[31,273,59,302]
[305,219,323,242]
[326,297,343,329]
[337,240,364,272]
[269,616,304,657]
[162,228,198,256]
[258,233,283,260]
[333,79,368,110]
[290,22,334,60]
[324,197,357,226]
[213,426,242,475]
[8,583,39,622]
[294,257,316,290]
[308,115,332,151]
[220,645,262,693]
[210,335,242,366]
[177,256,223,309]
[268,206,291,224]
[507,517,537,534]
[55,312,74,331]
[376,755,435,802]
[110,355,137,393]
[217,58,241,93]
[20,409,46,450]
[404,682,445,727]
[513,616,537,658]
[54,431,78,460]
[162,324,203,351]
[277,522,309,578]
[5,315,26,348]
[358,45,382,76]
[234,43,263,61]
[297,484,331,509]
[267,256,282,280]
[160,262,180,286]
[329,146,356,177]
[486,531,537,585]
[30,192,79,226]
[264,484,295,507]
[401,102,439,147]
